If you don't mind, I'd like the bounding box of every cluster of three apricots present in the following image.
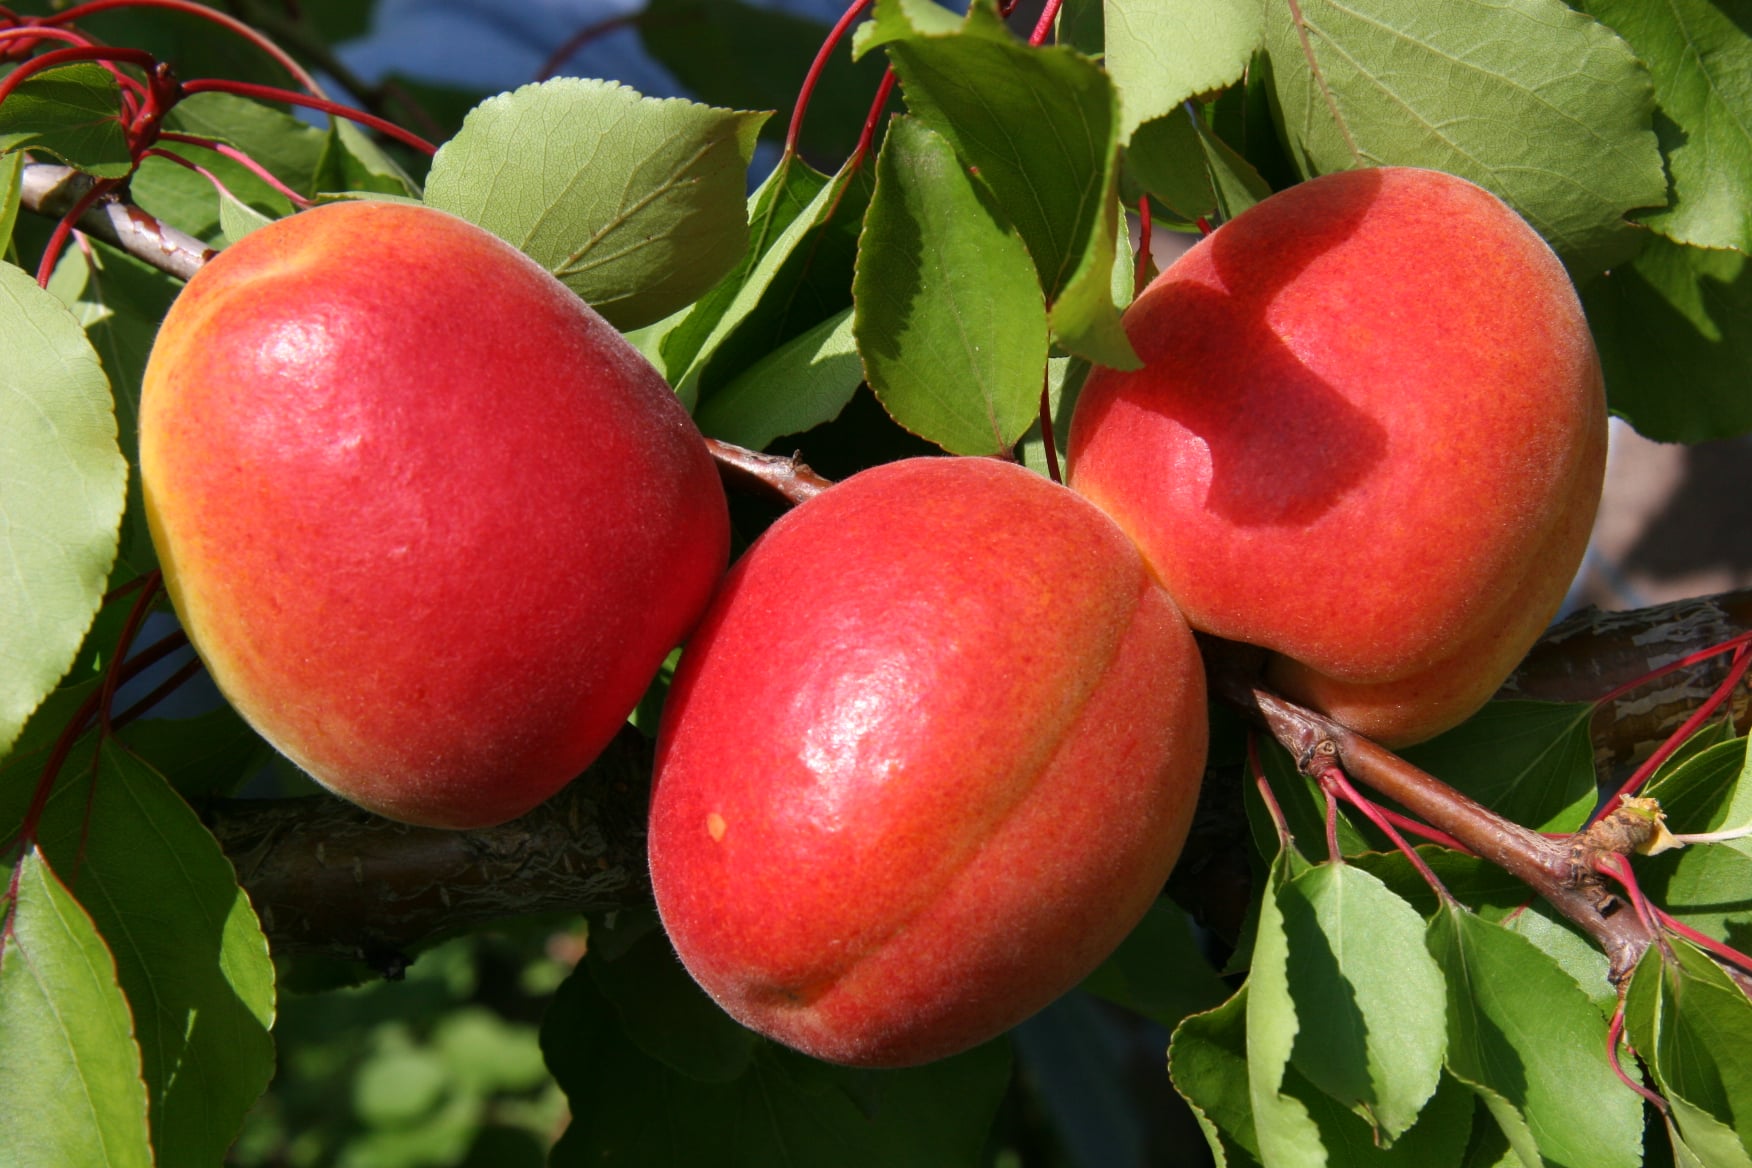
[140,166,1605,1068]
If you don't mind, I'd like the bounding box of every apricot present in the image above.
[648,457,1208,1067]
[140,200,728,829]
[1067,167,1606,745]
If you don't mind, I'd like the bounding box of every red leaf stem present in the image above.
[37,0,328,97]
[178,78,437,156]
[787,0,873,154]
[1606,1006,1668,1112]
[1318,760,1454,901]
[1598,643,1752,820]
[1036,373,1061,484]
[34,174,117,286]
[156,131,315,206]
[1026,0,1062,46]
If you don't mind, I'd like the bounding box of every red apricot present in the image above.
[141,200,728,829]
[1067,167,1606,745]
[648,457,1208,1067]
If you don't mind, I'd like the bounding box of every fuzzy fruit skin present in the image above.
[141,201,728,829]
[1067,167,1606,746]
[649,457,1208,1067]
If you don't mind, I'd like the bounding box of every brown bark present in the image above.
[204,592,1752,964]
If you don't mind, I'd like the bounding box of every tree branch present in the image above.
[203,592,1752,965]
[202,727,654,968]
[1246,688,1658,979]
[21,162,214,281]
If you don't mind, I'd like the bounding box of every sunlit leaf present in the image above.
[0,62,132,179]
[678,152,870,412]
[1103,0,1261,141]
[884,3,1138,366]
[853,116,1047,455]
[424,79,767,331]
[0,743,276,1166]
[0,262,125,761]
[1,151,23,251]
[314,118,419,198]
[1626,937,1752,1166]
[1171,985,1265,1167]
[696,307,861,450]
[0,846,153,1168]
[657,151,833,387]
[1263,0,1665,273]
[1575,0,1752,254]
[1429,902,1642,1168]
[1277,863,1447,1140]
[131,92,331,244]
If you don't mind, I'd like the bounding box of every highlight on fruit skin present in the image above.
[140,199,729,830]
[648,456,1209,1068]
[1067,165,1607,747]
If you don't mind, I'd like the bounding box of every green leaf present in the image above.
[1639,736,1752,953]
[885,15,1139,366]
[853,116,1048,455]
[0,846,153,1168]
[1626,938,1752,1166]
[853,0,977,58]
[0,62,133,179]
[1490,901,1616,1017]
[46,240,181,574]
[0,743,276,1166]
[1276,863,1447,1141]
[1103,0,1263,141]
[1584,236,1752,444]
[659,151,833,384]
[217,186,275,244]
[1400,700,1599,832]
[1262,0,1666,273]
[0,262,125,761]
[1192,108,1273,221]
[544,957,1012,1165]
[1243,854,1475,1167]
[424,78,768,331]
[696,307,861,450]
[1575,0,1752,254]
[676,151,870,411]
[1,151,23,253]
[130,92,331,244]
[314,118,419,198]
[1171,985,1265,1167]
[116,704,272,800]
[1247,849,1324,1164]
[1428,902,1642,1168]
